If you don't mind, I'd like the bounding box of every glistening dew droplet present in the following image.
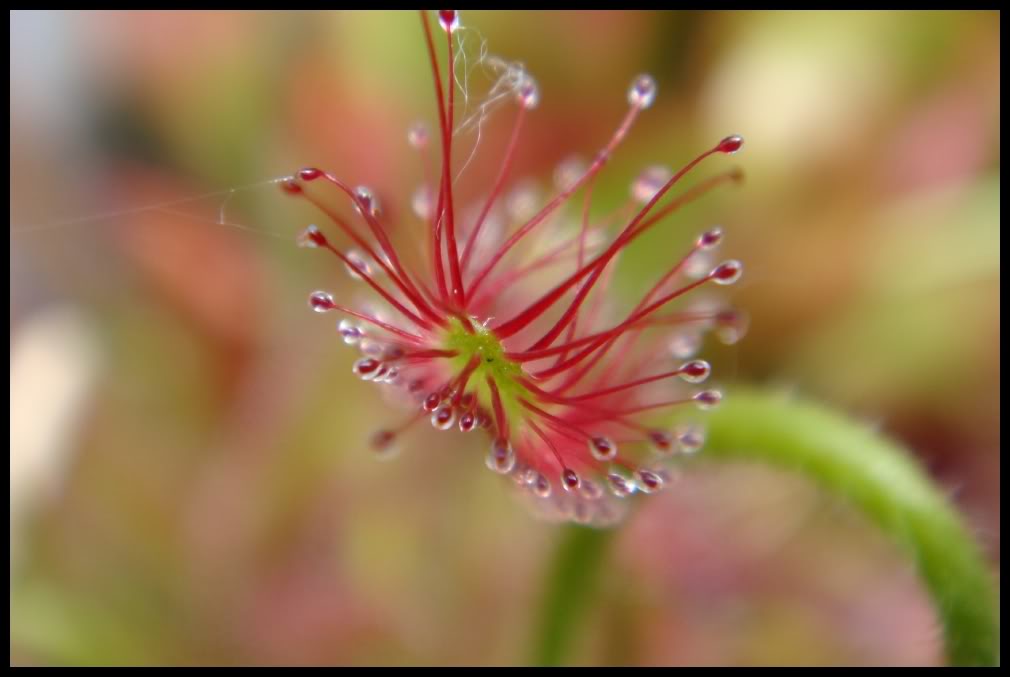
[711,259,743,285]
[694,389,723,410]
[412,185,433,220]
[669,331,703,360]
[636,468,665,493]
[338,319,364,345]
[486,438,516,474]
[679,359,711,384]
[607,472,636,498]
[407,121,429,149]
[698,226,724,250]
[344,249,373,280]
[648,430,675,454]
[431,405,456,431]
[580,479,603,501]
[553,156,586,192]
[438,9,460,33]
[353,357,382,380]
[354,186,380,217]
[717,134,744,154]
[309,291,335,313]
[458,410,477,432]
[297,224,327,249]
[562,468,581,493]
[628,74,657,109]
[531,472,551,498]
[517,77,539,109]
[589,436,618,461]
[676,423,706,454]
[632,165,673,203]
[715,309,748,345]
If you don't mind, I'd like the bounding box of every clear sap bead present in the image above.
[438,9,460,33]
[711,260,743,285]
[486,438,516,474]
[531,472,551,498]
[412,185,433,220]
[694,389,723,410]
[607,472,636,498]
[344,249,372,280]
[309,291,335,313]
[631,165,672,203]
[517,77,539,109]
[628,74,657,109]
[431,405,456,431]
[677,423,706,454]
[636,468,665,494]
[338,319,364,345]
[668,331,703,360]
[679,360,711,384]
[407,121,429,149]
[588,436,618,462]
[562,468,581,493]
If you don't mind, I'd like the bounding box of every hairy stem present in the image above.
[530,389,999,666]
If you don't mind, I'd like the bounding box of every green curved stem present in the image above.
[529,526,615,667]
[531,389,999,666]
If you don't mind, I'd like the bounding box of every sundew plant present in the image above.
[283,11,998,666]
[8,10,999,667]
[286,10,745,526]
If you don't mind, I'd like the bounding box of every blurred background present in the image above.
[10,10,999,666]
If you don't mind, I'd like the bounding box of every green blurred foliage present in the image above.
[10,10,999,666]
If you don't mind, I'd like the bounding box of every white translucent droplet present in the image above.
[636,468,665,494]
[607,471,636,498]
[715,311,748,345]
[561,468,581,493]
[685,251,713,279]
[308,291,335,313]
[711,260,743,286]
[431,405,456,431]
[694,389,723,410]
[358,339,386,357]
[648,430,675,454]
[506,181,540,222]
[486,438,516,474]
[579,479,603,501]
[338,319,363,345]
[517,77,539,109]
[668,331,703,360]
[437,9,459,33]
[344,250,372,280]
[631,165,672,203]
[531,472,551,498]
[407,121,429,150]
[588,436,617,462]
[297,224,324,249]
[676,423,706,454]
[678,359,711,384]
[411,185,433,220]
[627,74,657,109]
[458,411,477,432]
[354,186,380,218]
[553,155,586,192]
[353,357,382,381]
[697,226,723,250]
